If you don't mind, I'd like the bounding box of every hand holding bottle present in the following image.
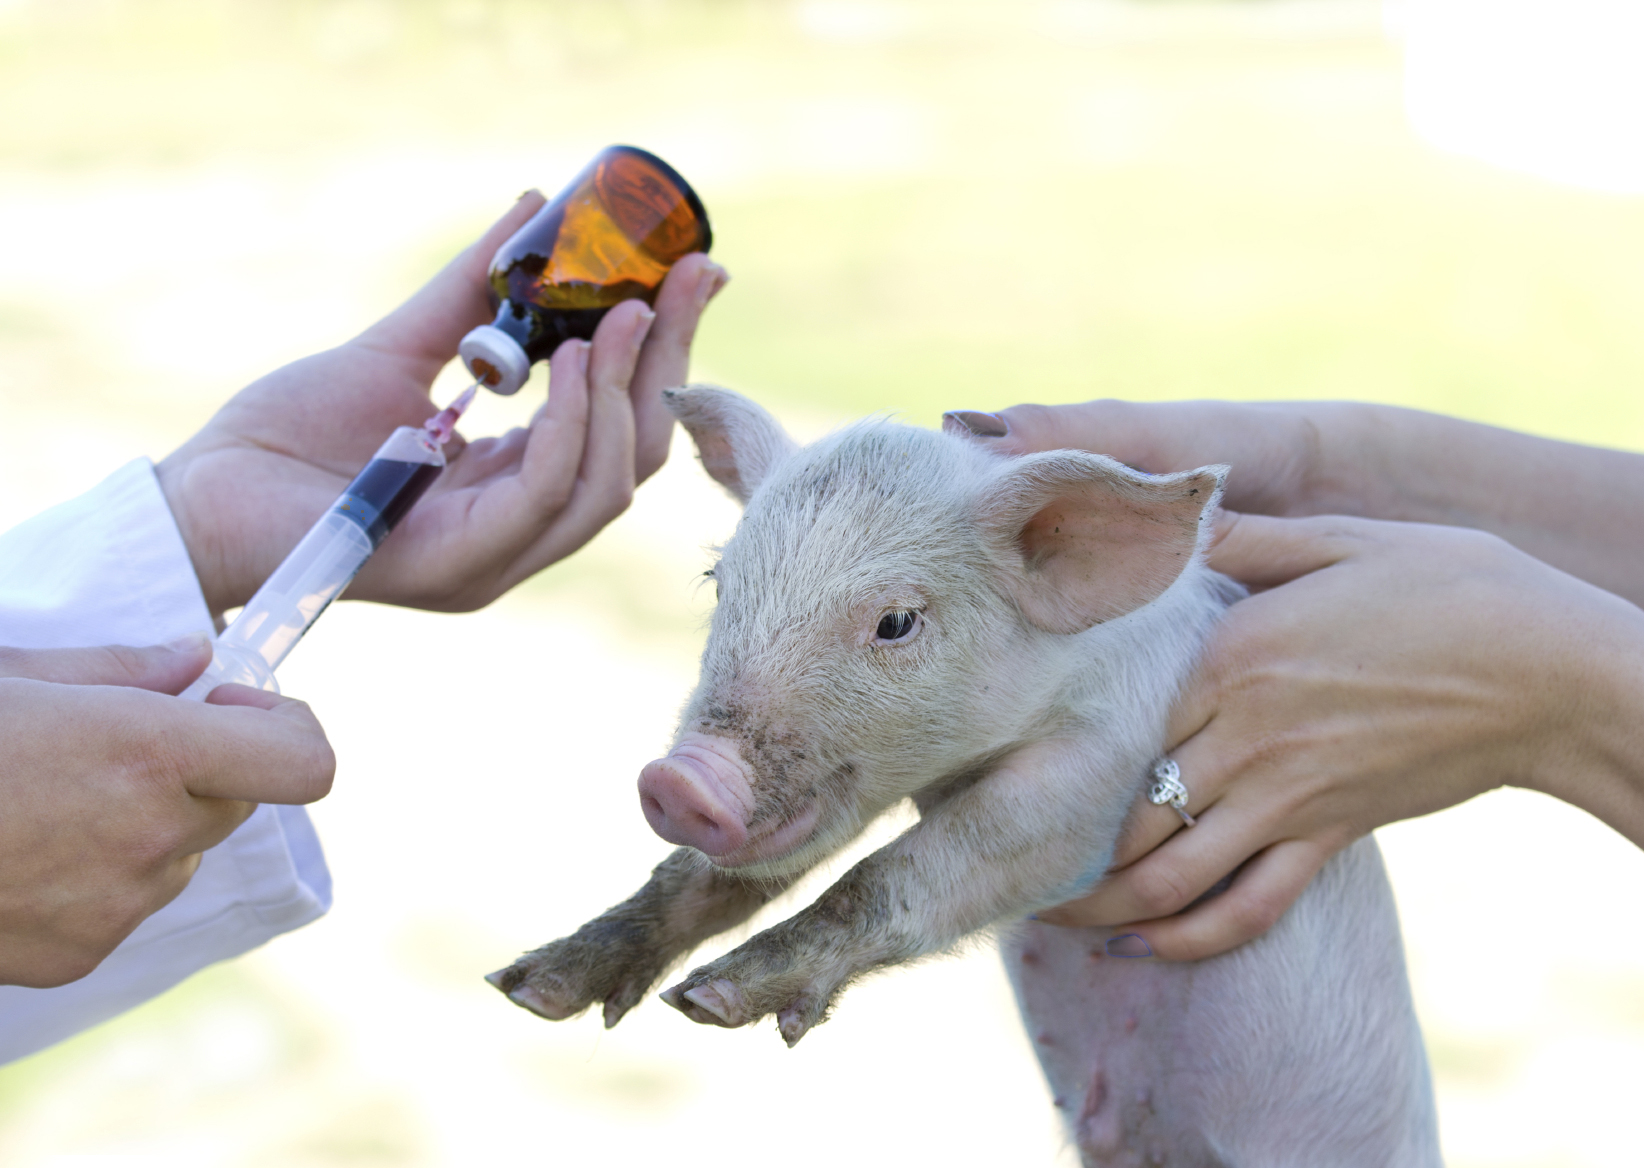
[157,191,728,617]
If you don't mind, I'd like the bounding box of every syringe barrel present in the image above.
[177,641,279,702]
[180,424,446,702]
[216,510,376,674]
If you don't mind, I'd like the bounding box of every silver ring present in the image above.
[1147,758,1196,827]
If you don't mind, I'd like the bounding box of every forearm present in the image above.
[1300,404,1644,605]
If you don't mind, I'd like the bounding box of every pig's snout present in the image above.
[638,735,756,858]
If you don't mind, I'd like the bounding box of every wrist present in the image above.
[1527,586,1644,847]
[154,451,230,619]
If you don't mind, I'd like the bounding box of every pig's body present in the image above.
[1009,839,1438,1164]
[490,388,1440,1165]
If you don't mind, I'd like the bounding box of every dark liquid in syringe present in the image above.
[334,459,443,547]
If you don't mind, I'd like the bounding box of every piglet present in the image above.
[489,387,1440,1165]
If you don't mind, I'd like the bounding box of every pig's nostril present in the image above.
[637,752,751,857]
[643,793,722,836]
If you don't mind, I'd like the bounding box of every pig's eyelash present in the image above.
[873,609,923,644]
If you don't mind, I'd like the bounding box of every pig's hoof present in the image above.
[485,966,583,1021]
[498,979,581,1021]
[485,965,523,993]
[777,991,827,1047]
[684,980,746,1025]
[508,984,577,1020]
[662,978,751,1027]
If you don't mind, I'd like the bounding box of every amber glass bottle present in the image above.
[459,145,712,395]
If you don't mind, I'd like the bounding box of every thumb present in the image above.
[0,634,213,694]
[1206,511,1358,589]
[356,189,547,370]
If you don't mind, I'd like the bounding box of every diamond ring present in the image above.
[1147,758,1197,827]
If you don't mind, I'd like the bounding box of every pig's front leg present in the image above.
[488,847,797,1028]
[662,738,1138,1045]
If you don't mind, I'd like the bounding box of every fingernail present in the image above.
[693,263,729,310]
[634,306,657,344]
[705,264,731,304]
[517,187,542,202]
[576,340,591,377]
[1105,934,1153,959]
[163,631,211,655]
[942,410,1009,438]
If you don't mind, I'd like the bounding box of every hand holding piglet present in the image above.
[946,400,1644,957]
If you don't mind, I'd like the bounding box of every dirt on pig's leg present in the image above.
[487,847,795,1028]
[662,738,1140,1046]
[661,853,923,1044]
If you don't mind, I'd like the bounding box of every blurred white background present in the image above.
[2,2,1644,1166]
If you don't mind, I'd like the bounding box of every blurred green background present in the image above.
[2,1,1643,1166]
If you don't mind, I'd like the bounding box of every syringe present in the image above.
[180,384,479,701]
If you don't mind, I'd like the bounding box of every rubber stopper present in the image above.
[459,325,531,396]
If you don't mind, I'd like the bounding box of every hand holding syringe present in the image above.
[180,385,479,701]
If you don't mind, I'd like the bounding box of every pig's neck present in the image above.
[900,566,1235,853]
[1046,565,1235,742]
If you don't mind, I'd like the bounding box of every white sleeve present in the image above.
[0,459,333,1064]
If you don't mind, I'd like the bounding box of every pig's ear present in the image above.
[663,384,799,505]
[978,452,1226,634]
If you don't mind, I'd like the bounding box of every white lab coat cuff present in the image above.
[0,459,333,1064]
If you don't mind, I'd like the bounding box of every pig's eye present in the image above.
[875,610,922,643]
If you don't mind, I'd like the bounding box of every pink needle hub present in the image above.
[423,383,479,446]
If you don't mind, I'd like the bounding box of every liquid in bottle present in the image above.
[459,145,712,395]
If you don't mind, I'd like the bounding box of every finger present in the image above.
[1104,717,1227,872]
[426,337,598,598]
[0,634,212,693]
[630,254,728,481]
[1043,791,1272,927]
[1112,838,1333,961]
[940,400,1326,517]
[202,682,295,710]
[942,401,1128,459]
[941,400,1192,470]
[357,189,547,370]
[1206,512,1359,588]
[523,300,652,551]
[167,693,337,805]
[512,338,595,520]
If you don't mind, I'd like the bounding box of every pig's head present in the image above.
[638,386,1224,876]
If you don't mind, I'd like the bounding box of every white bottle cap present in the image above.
[459,325,532,396]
